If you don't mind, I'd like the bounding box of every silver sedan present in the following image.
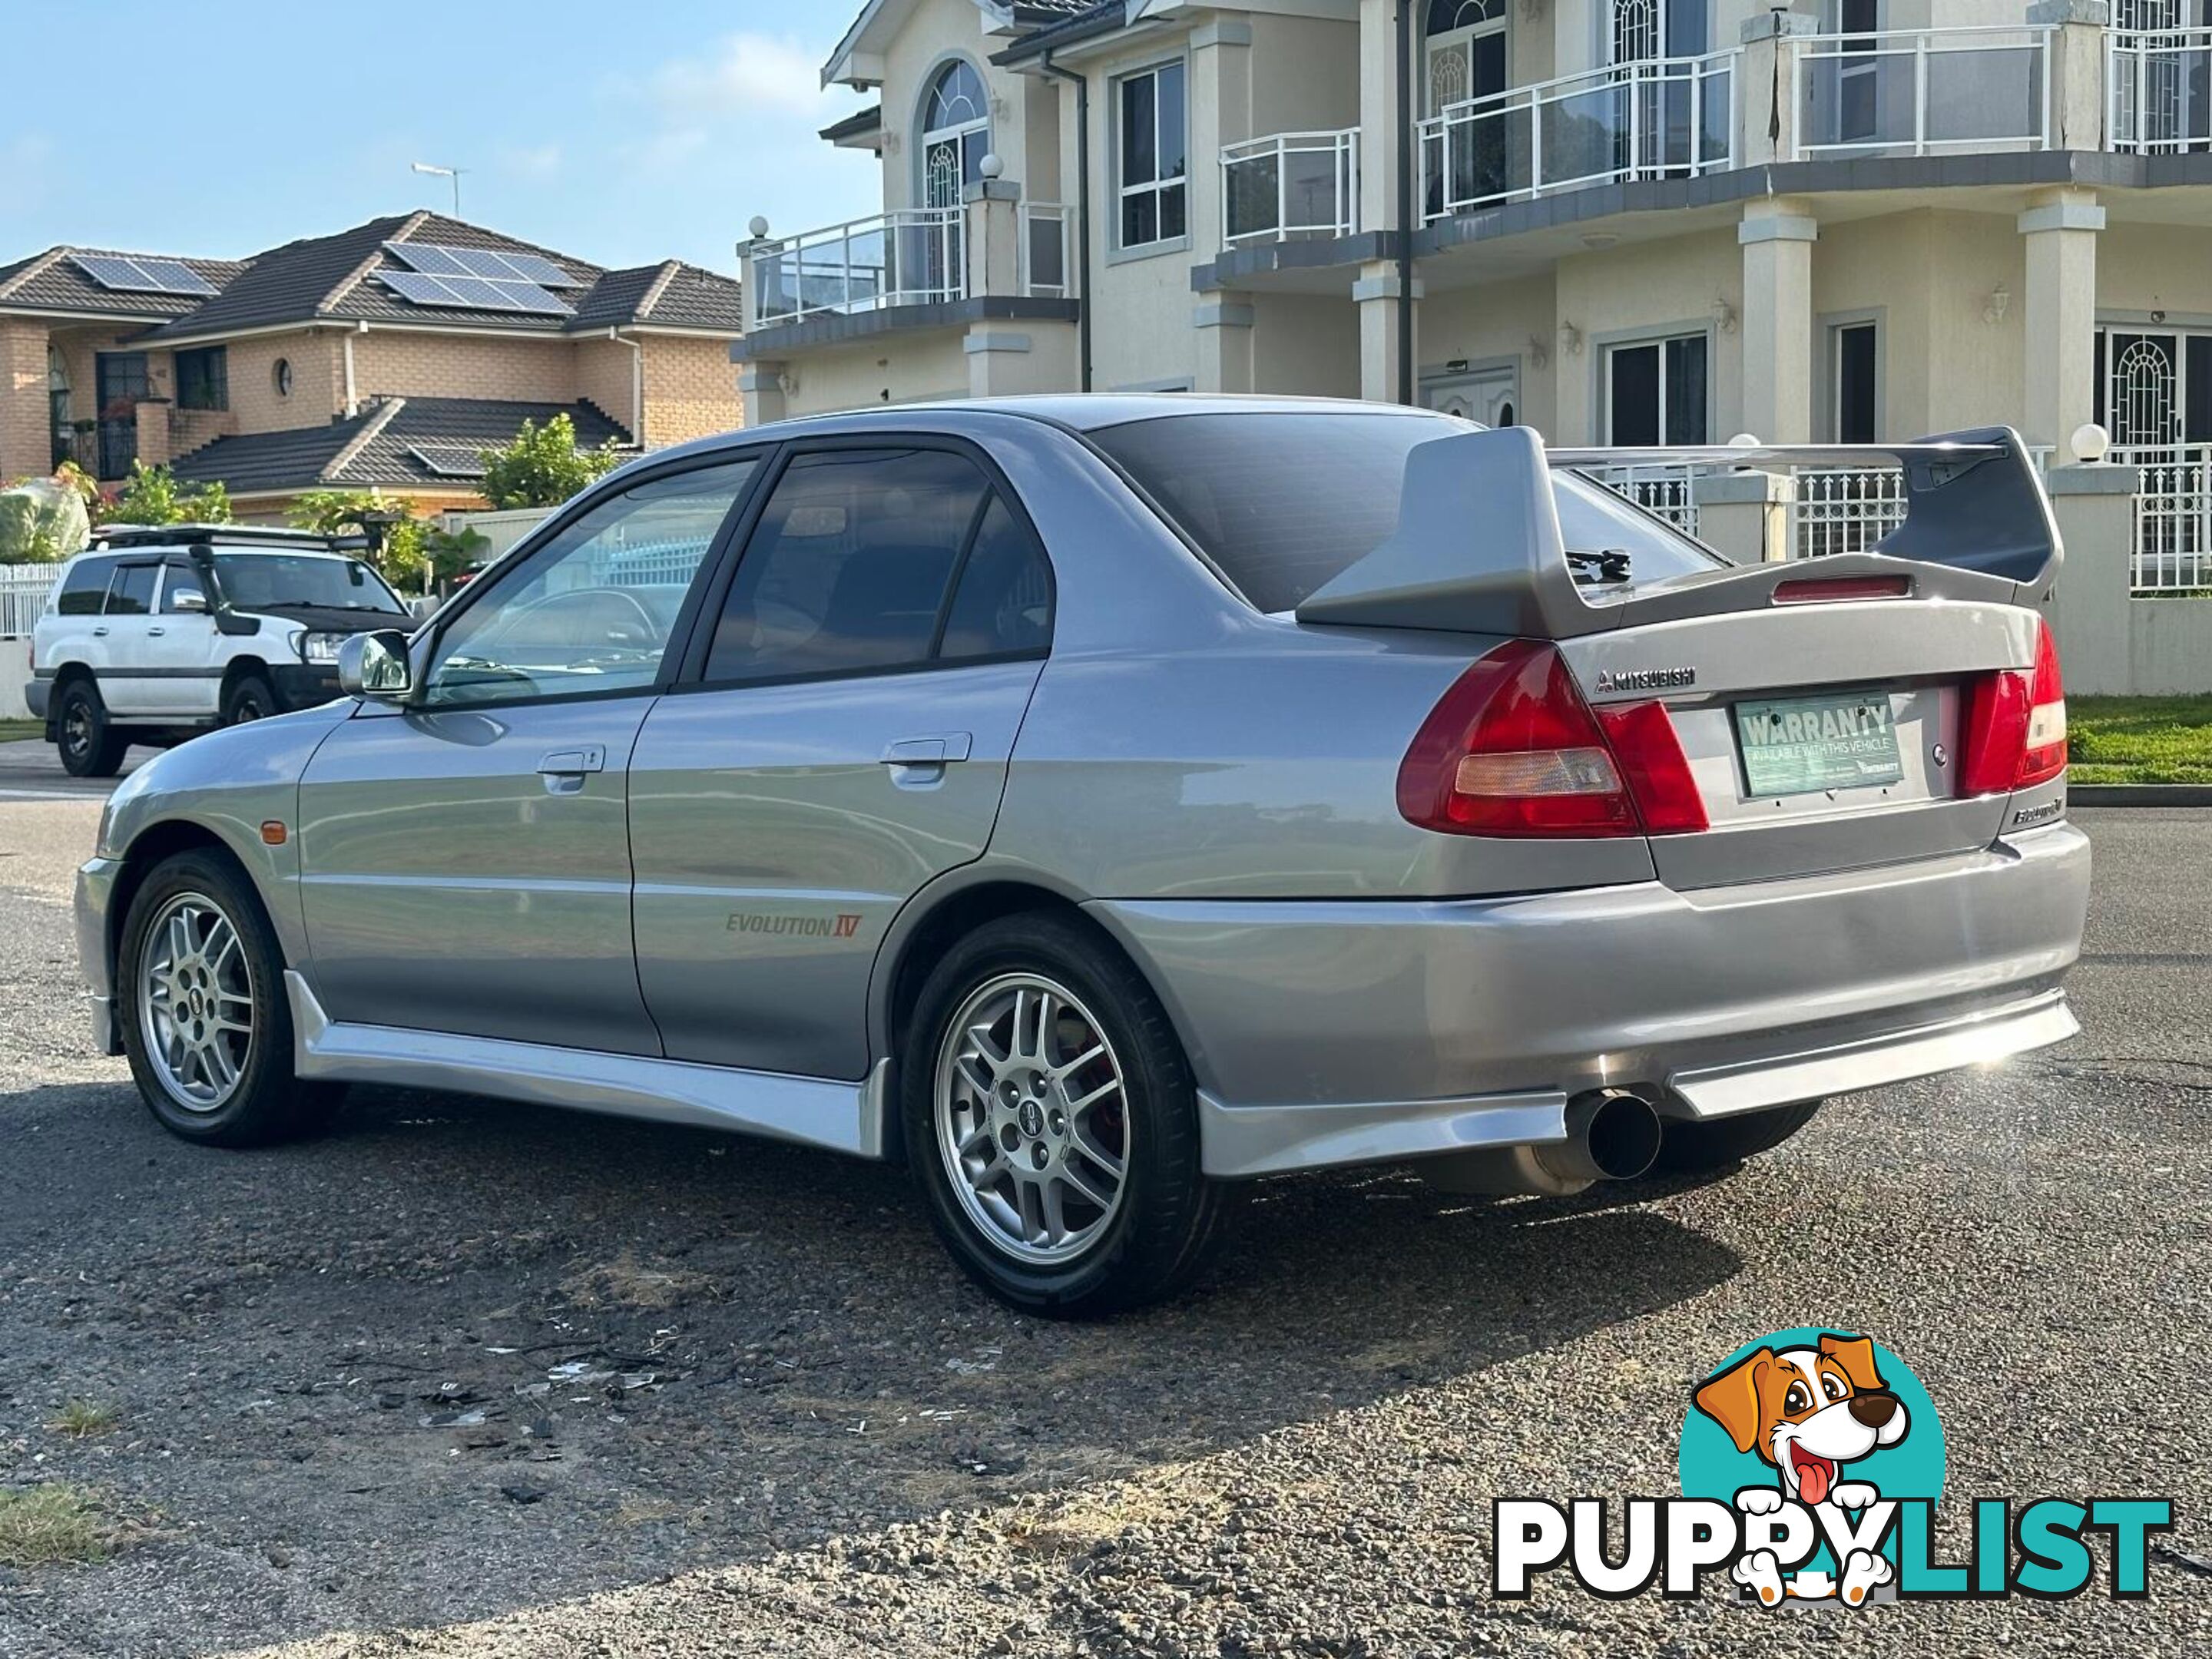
[75,398,2089,1314]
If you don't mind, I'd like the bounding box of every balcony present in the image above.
[1791,26,2051,160]
[1222,129,1359,245]
[2109,28,2212,154]
[747,200,1078,336]
[1419,52,1734,224]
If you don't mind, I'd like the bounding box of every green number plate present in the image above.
[1734,691,1904,798]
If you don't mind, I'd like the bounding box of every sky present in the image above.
[2,2,886,275]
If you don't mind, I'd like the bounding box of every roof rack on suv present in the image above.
[90,523,371,554]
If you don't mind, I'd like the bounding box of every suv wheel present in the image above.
[55,680,129,778]
[1653,1100,1822,1174]
[222,674,277,726]
[118,849,343,1147]
[902,912,1237,1316]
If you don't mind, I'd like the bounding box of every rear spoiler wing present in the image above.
[1296,426,2060,639]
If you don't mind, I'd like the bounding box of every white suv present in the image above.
[27,525,415,777]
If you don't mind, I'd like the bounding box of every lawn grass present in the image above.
[2068,695,2212,786]
[0,1485,112,1567]
[0,717,44,743]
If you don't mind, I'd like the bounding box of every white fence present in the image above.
[2115,444,2212,594]
[1793,27,2051,160]
[1588,465,1700,537]
[1223,129,1359,243]
[1,563,57,637]
[1419,50,1735,222]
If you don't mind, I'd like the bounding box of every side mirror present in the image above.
[170,588,208,613]
[336,630,415,702]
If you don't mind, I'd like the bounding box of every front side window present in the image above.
[423,459,757,707]
[1118,61,1187,250]
[703,447,1050,684]
[105,564,158,616]
[176,346,228,412]
[1606,333,1708,445]
[161,558,210,614]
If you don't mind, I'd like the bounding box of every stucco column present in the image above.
[1193,294,1254,395]
[1739,199,1818,445]
[737,363,788,429]
[2028,1,2114,152]
[963,179,1022,299]
[1692,470,1796,565]
[1356,263,1419,406]
[2041,462,2139,694]
[1189,20,1253,264]
[1356,0,1403,237]
[1737,12,1818,166]
[2019,188,2104,462]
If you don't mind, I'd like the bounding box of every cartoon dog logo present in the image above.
[1694,1333,1911,1607]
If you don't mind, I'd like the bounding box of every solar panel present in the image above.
[378,268,571,316]
[448,247,521,280]
[382,241,472,277]
[387,240,586,290]
[68,252,217,296]
[499,251,584,289]
[406,442,488,479]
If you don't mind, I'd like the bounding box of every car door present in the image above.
[296,455,762,1054]
[630,440,1055,1080]
[136,559,222,717]
[93,561,162,715]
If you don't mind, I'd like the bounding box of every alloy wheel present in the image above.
[137,892,255,1112]
[934,972,1131,1266]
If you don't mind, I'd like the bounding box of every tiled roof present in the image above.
[171,396,633,496]
[318,213,607,333]
[132,214,422,343]
[0,247,250,321]
[566,260,746,333]
[995,0,1123,58]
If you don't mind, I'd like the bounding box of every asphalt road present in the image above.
[0,800,2205,1657]
[0,738,151,803]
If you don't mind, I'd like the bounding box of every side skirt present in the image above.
[286,971,891,1160]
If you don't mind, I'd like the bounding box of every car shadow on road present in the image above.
[0,1075,1742,1655]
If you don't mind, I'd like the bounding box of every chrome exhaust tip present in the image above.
[1421,1088,1664,1197]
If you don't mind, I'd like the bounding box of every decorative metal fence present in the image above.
[1587,465,1700,538]
[2117,444,2212,594]
[1793,468,1912,559]
[0,564,58,635]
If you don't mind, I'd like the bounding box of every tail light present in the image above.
[1397,640,1708,839]
[1959,618,2067,796]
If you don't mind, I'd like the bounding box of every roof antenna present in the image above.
[411,161,468,217]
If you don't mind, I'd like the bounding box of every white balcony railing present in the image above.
[1419,51,1735,224]
[2116,444,2212,594]
[1022,202,1074,298]
[748,207,965,328]
[2108,28,2212,154]
[1223,129,1359,244]
[1793,28,2051,160]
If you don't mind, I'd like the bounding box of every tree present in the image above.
[289,488,484,591]
[100,461,233,528]
[477,413,622,509]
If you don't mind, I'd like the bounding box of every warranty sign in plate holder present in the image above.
[1734,690,1904,798]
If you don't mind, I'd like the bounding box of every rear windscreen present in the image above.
[1090,411,1720,614]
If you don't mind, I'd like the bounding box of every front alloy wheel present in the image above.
[137,891,256,1112]
[935,973,1131,1265]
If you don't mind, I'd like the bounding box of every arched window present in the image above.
[1424,0,1505,114]
[921,60,992,211]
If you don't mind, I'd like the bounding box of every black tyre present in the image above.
[902,912,1236,1316]
[55,680,129,778]
[117,849,343,1147]
[1652,1100,1822,1174]
[222,674,277,726]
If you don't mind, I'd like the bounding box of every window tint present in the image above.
[422,458,757,707]
[105,564,157,616]
[940,496,1052,660]
[57,557,117,616]
[1091,411,1720,614]
[703,448,989,684]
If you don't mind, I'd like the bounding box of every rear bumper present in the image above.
[1088,823,2091,1178]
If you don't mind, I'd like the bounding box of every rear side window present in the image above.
[105,565,158,616]
[55,557,117,616]
[704,447,1048,684]
[1091,412,1718,613]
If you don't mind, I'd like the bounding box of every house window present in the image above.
[176,346,228,412]
[1833,322,1878,442]
[1425,1,1507,115]
[2094,327,2212,448]
[1611,0,1707,65]
[1118,61,1187,250]
[1835,0,1881,144]
[921,60,991,211]
[1605,333,1707,445]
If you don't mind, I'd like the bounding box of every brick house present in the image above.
[0,211,746,519]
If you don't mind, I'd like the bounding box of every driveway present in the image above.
[0,800,2204,1657]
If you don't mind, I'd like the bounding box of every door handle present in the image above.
[92,626,109,637]
[147,626,165,637]
[881,732,974,768]
[536,746,608,776]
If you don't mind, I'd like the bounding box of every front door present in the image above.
[1426,366,1518,429]
[92,561,162,715]
[95,352,148,481]
[1424,2,1511,215]
[630,442,1055,1081]
[134,559,222,717]
[296,456,761,1053]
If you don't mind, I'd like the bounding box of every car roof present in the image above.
[88,524,365,556]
